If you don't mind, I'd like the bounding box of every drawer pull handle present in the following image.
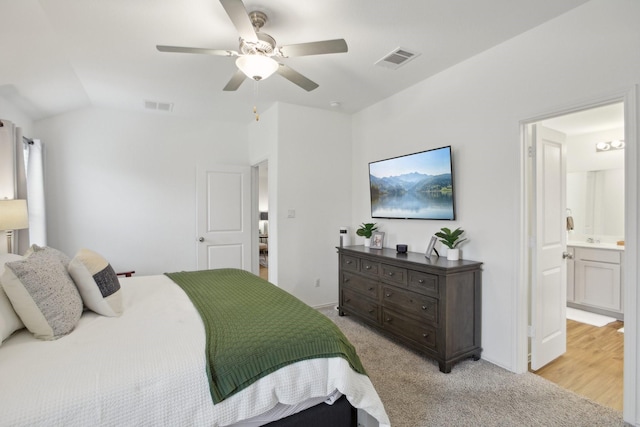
[345,260,353,264]
[368,309,374,313]
[343,278,350,283]
[388,272,394,276]
[368,287,374,291]
[418,279,425,284]
[422,305,428,310]
[365,265,371,270]
[423,333,429,338]
[385,293,392,297]
[345,298,351,303]
[385,317,392,322]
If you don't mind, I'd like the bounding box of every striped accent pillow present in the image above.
[68,248,123,317]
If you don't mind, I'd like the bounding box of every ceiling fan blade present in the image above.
[279,39,348,57]
[156,45,237,56]
[223,69,247,91]
[219,0,258,43]
[276,64,319,92]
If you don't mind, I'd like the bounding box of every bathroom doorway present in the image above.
[257,161,269,281]
[528,102,626,410]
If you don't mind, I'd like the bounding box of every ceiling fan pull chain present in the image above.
[253,80,260,121]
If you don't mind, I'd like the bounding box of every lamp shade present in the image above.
[236,55,279,81]
[0,199,29,231]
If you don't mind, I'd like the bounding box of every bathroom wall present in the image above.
[566,127,624,243]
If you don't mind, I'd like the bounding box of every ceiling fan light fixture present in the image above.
[236,55,279,81]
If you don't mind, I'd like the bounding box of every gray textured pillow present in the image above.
[1,251,83,340]
[24,244,72,268]
[0,254,25,344]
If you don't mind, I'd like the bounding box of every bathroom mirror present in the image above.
[567,169,624,238]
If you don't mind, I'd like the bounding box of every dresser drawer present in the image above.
[341,289,379,323]
[341,272,379,299]
[340,255,360,272]
[408,270,439,296]
[382,286,438,324]
[381,264,407,286]
[359,259,380,278]
[382,307,437,350]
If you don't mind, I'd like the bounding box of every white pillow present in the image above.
[0,254,25,344]
[1,251,83,340]
[68,248,123,317]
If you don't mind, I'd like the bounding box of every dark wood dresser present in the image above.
[337,245,482,373]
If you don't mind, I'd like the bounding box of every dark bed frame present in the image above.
[266,395,357,427]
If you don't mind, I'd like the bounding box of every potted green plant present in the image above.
[356,223,378,247]
[434,227,467,260]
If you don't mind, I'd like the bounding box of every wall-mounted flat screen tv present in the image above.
[369,145,455,220]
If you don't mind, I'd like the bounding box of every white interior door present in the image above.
[531,124,568,370]
[197,164,252,271]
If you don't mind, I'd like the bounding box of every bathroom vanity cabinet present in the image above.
[567,244,624,320]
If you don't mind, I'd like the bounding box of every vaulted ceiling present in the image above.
[1,0,590,123]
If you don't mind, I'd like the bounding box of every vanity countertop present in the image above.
[568,241,625,251]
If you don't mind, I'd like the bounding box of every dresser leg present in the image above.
[439,362,452,373]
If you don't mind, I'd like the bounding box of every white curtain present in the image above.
[16,134,46,252]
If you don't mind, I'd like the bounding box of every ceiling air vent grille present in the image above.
[375,47,420,70]
[144,100,174,112]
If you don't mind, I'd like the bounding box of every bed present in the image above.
[0,249,390,427]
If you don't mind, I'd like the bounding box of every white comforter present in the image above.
[0,275,390,427]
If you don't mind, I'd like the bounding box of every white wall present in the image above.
[249,103,352,307]
[567,127,625,172]
[352,0,640,379]
[34,106,249,275]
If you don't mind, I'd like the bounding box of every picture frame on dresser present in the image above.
[425,235,438,258]
[370,232,385,249]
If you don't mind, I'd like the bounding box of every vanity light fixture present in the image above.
[596,140,625,152]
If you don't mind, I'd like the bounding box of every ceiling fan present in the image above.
[157,0,348,92]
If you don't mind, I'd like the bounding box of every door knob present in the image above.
[198,237,205,242]
[562,251,573,259]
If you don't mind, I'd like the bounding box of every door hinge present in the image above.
[527,325,535,338]
[528,146,535,158]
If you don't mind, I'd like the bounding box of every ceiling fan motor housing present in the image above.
[240,32,276,56]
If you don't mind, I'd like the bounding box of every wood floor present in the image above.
[259,266,268,280]
[532,318,624,411]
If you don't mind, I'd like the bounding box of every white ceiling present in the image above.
[1,0,591,123]
[542,102,624,136]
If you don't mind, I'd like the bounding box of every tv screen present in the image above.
[369,146,455,220]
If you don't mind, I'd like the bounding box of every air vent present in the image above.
[144,100,174,112]
[375,47,420,70]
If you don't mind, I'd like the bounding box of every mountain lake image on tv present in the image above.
[369,146,455,220]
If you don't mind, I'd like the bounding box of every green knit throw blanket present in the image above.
[165,268,366,403]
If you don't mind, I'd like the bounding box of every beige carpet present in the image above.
[320,307,623,427]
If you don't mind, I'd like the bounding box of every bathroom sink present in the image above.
[567,241,624,250]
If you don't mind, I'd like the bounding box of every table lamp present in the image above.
[0,199,29,254]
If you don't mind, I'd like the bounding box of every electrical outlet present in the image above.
[314,278,320,287]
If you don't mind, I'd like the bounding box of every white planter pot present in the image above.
[364,238,371,247]
[447,248,460,261]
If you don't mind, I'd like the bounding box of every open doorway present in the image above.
[526,102,625,410]
[257,161,269,281]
